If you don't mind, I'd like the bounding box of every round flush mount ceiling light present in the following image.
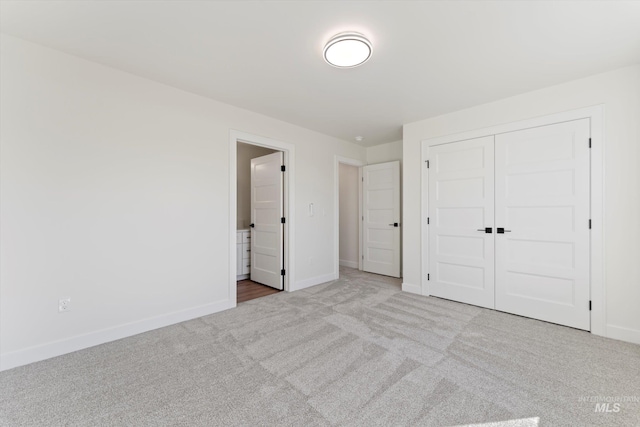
[323,32,372,68]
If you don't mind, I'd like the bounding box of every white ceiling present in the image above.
[2,1,640,147]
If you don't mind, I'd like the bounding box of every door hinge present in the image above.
[588,138,592,148]
[426,160,430,168]
[589,219,592,229]
[281,217,286,224]
[427,273,430,281]
[362,216,364,221]
[427,217,430,225]
[281,165,286,172]
[589,300,592,311]
[281,269,286,276]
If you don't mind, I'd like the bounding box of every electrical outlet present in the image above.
[59,298,71,313]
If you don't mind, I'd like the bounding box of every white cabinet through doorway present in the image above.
[236,229,250,280]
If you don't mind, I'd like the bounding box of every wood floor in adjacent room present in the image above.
[237,279,280,303]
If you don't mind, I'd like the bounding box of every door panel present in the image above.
[428,136,495,309]
[251,152,283,290]
[363,161,400,277]
[495,119,590,330]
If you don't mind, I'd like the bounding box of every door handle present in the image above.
[496,228,511,234]
[477,227,493,233]
[388,223,399,227]
[250,223,255,228]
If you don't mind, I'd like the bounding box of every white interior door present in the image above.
[494,119,590,330]
[428,136,496,309]
[362,161,401,277]
[251,152,283,290]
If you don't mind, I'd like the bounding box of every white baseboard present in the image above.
[339,259,358,269]
[402,282,422,295]
[0,298,234,372]
[294,272,338,291]
[606,324,640,345]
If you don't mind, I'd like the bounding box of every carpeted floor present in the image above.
[1,267,639,426]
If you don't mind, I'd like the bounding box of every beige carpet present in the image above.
[1,267,639,426]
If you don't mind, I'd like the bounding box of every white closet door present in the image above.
[428,136,495,309]
[362,161,401,277]
[494,119,590,330]
[251,152,283,290]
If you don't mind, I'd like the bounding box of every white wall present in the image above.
[403,64,640,344]
[0,35,365,370]
[236,143,277,229]
[366,140,402,165]
[339,163,359,268]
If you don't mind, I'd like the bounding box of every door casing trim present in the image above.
[229,130,295,305]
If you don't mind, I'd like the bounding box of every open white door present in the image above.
[362,161,401,277]
[494,119,590,330]
[428,136,496,309]
[250,152,283,290]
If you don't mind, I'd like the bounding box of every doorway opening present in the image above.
[338,163,360,272]
[335,156,364,279]
[230,131,295,306]
[334,157,402,280]
[236,142,281,302]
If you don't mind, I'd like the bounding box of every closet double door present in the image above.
[428,119,591,330]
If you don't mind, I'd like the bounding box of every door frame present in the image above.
[229,130,295,305]
[420,105,605,336]
[334,156,365,278]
